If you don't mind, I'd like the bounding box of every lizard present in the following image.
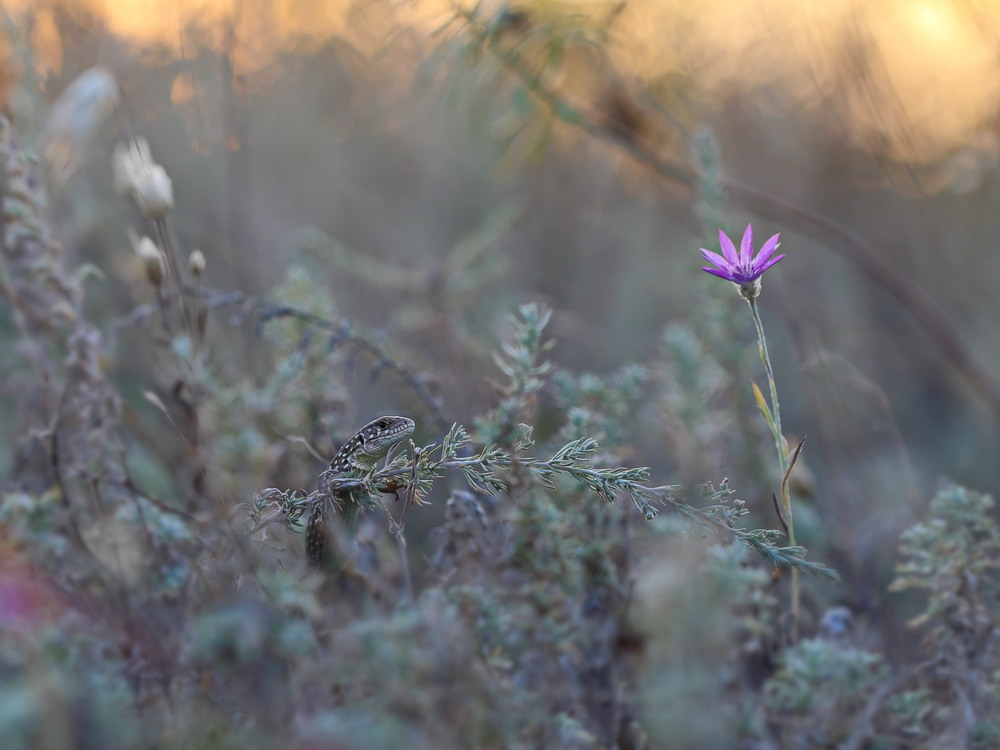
[305,415,415,567]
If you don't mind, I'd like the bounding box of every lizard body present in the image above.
[305,415,415,566]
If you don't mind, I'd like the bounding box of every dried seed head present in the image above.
[134,164,173,218]
[188,249,206,277]
[113,138,174,218]
[129,230,166,287]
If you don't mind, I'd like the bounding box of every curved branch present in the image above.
[201,288,452,433]
[464,14,1000,421]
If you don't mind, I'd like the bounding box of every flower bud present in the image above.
[133,164,174,218]
[738,278,761,301]
[129,231,165,287]
[188,249,206,277]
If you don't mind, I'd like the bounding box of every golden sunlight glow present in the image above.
[910,0,960,37]
[92,0,190,42]
[607,0,1000,163]
[29,8,61,76]
[6,0,1000,166]
[860,0,999,161]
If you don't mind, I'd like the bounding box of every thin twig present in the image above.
[153,216,195,337]
[397,442,423,533]
[182,286,451,433]
[379,444,423,604]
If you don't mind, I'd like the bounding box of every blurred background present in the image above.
[2,0,1000,745]
[4,0,1000,577]
[6,7,998,460]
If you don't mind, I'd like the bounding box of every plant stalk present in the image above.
[749,296,799,639]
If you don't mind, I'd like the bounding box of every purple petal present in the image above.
[739,224,754,266]
[702,266,737,282]
[718,229,739,267]
[700,248,732,270]
[754,253,786,276]
[753,233,782,267]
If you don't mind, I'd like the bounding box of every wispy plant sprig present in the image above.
[247,424,837,580]
[476,302,555,445]
[450,440,832,578]
[246,487,313,534]
[113,136,200,340]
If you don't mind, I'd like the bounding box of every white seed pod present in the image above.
[113,138,174,218]
[129,230,166,287]
[188,249,206,277]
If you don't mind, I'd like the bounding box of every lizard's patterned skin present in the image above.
[305,415,415,566]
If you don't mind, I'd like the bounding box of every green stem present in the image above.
[749,299,787,471]
[748,296,799,637]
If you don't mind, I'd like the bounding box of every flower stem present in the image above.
[748,296,799,638]
[748,299,786,471]
[154,216,195,339]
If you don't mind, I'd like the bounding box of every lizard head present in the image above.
[346,415,416,467]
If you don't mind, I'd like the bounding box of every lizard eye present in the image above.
[376,419,390,430]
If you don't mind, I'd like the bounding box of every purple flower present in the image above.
[701,224,784,287]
